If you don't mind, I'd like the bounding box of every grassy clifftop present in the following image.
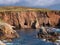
[0,6,59,12]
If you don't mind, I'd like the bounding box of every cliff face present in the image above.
[0,10,60,29]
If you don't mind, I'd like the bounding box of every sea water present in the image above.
[5,29,57,45]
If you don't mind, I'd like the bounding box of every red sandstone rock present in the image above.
[0,11,60,29]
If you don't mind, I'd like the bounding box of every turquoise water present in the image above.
[5,29,56,45]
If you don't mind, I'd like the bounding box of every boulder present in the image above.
[0,40,6,45]
[39,26,47,34]
[0,22,19,41]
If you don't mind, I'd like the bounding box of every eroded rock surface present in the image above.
[0,22,19,41]
[0,40,6,45]
[37,26,60,42]
[0,10,60,29]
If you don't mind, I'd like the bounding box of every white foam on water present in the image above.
[55,43,60,45]
[42,39,46,41]
[55,40,60,45]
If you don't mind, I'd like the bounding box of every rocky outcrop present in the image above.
[0,40,6,45]
[37,26,60,42]
[0,9,60,29]
[0,22,19,41]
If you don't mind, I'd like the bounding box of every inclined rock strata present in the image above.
[0,11,60,29]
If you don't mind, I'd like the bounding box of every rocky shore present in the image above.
[0,22,19,45]
[0,7,60,45]
[37,26,60,43]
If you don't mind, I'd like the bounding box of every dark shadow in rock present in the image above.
[24,20,28,25]
[31,20,36,29]
[55,19,60,28]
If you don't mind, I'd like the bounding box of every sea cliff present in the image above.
[0,7,60,29]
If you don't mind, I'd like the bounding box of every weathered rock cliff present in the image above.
[0,7,60,29]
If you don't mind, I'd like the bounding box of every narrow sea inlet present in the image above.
[5,29,57,45]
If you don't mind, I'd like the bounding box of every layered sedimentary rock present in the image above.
[0,8,60,29]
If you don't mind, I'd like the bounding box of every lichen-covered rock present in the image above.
[0,22,19,41]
